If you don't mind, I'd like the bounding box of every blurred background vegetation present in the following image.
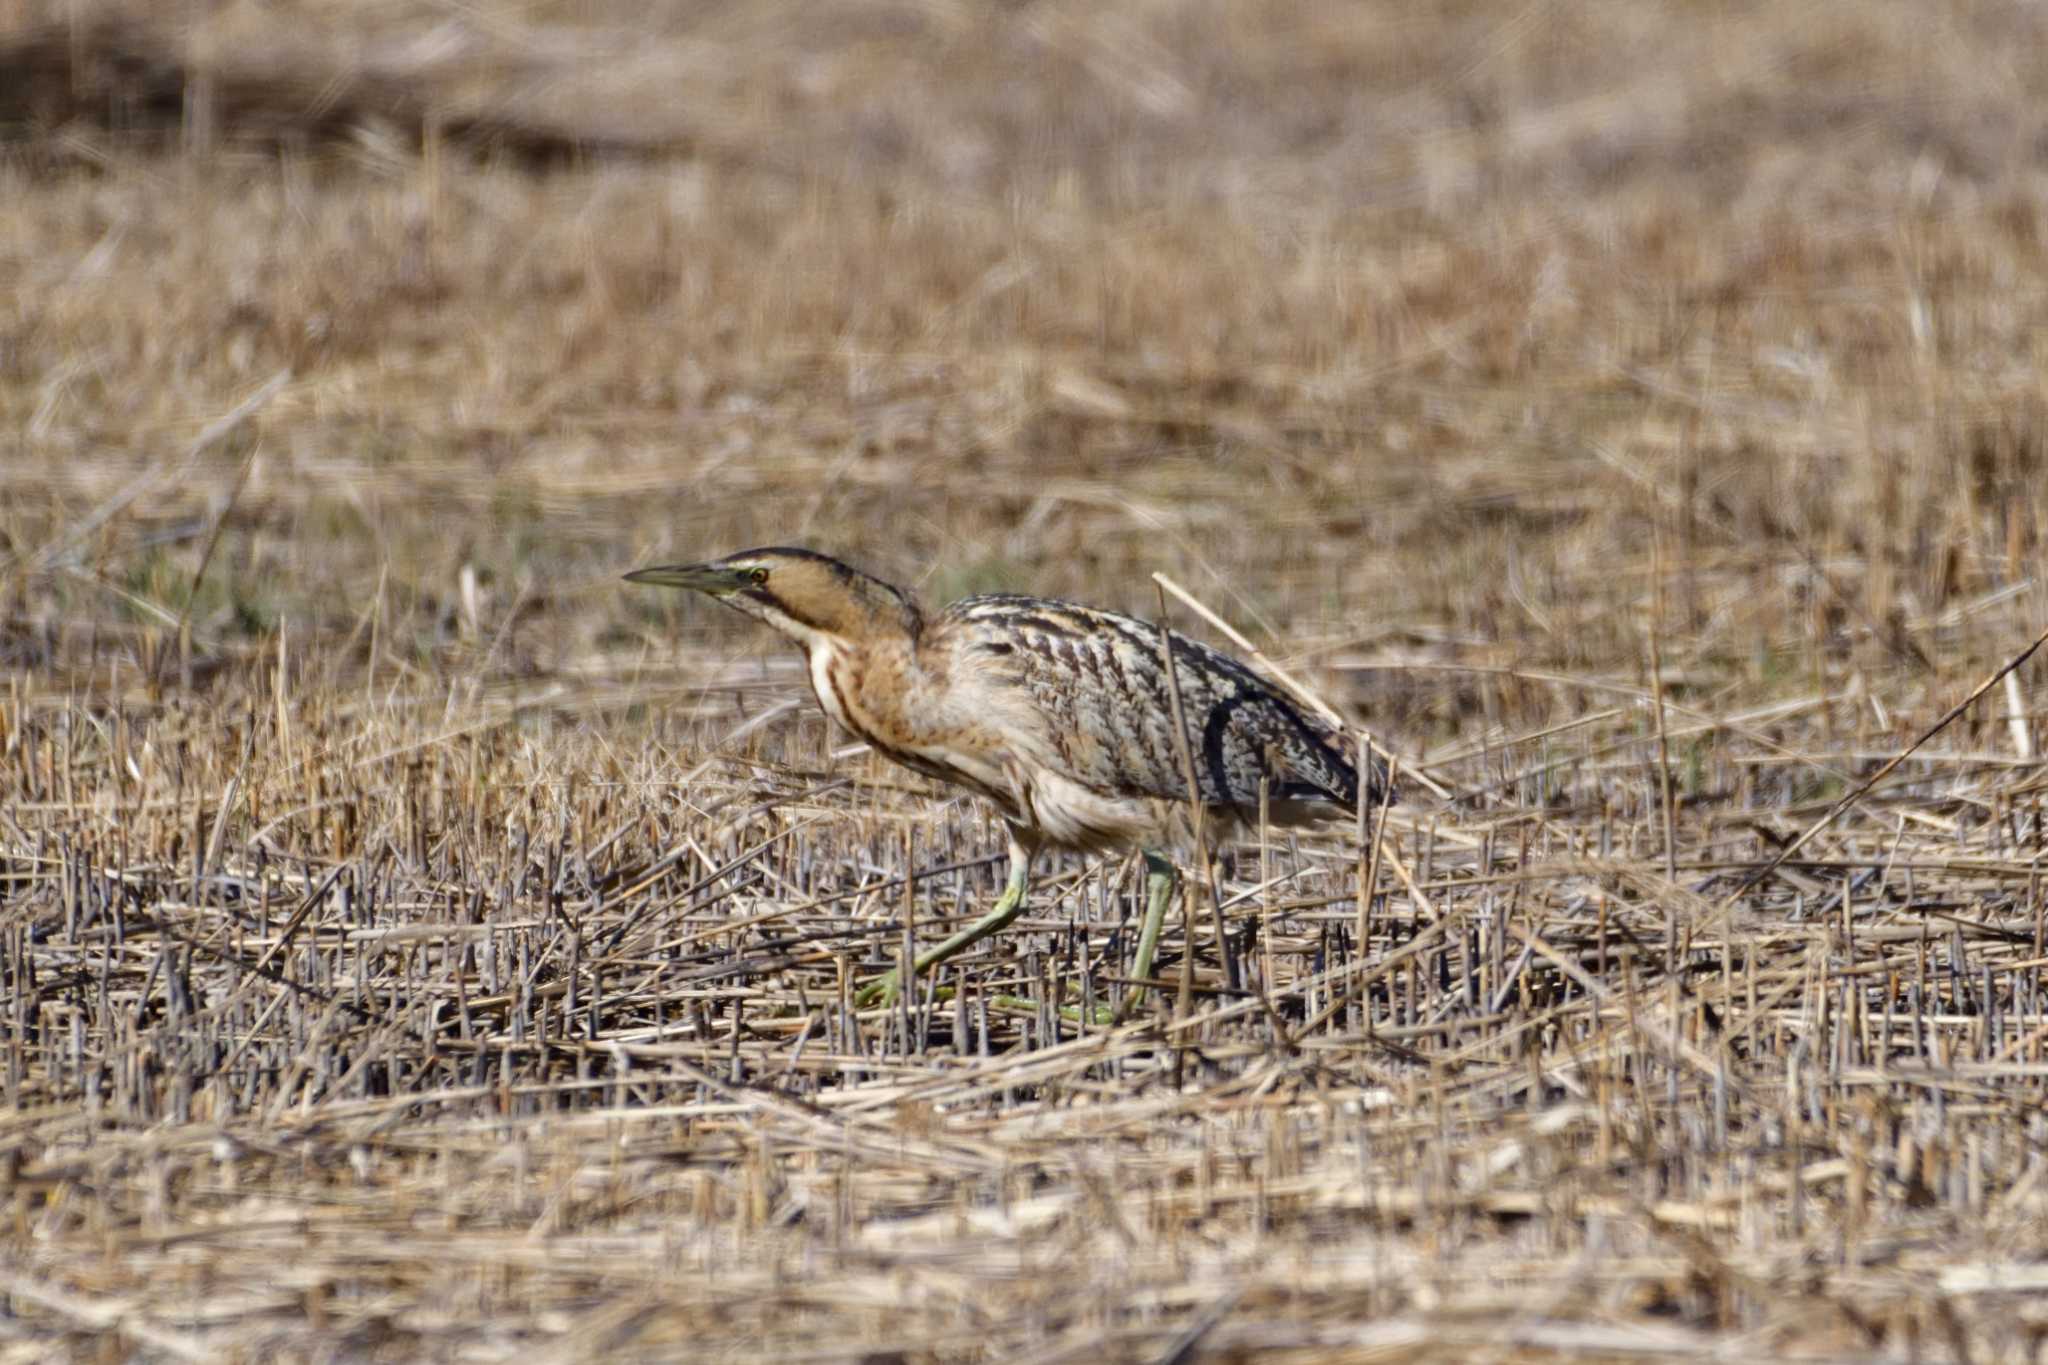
[6,6,2048,1358]
[4,0,2042,761]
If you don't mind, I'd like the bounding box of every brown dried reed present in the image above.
[5,2,2048,1360]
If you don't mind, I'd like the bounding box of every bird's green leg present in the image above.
[856,836,1033,1008]
[1117,850,1177,1019]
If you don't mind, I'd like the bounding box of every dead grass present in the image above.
[5,1,2048,1360]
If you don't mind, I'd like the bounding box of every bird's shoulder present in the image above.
[931,594,1163,675]
[930,593,1298,700]
[936,592,1138,633]
[922,592,1360,805]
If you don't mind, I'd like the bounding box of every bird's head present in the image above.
[624,547,920,649]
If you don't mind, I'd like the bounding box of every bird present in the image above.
[625,547,1394,1011]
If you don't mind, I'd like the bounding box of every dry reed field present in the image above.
[7,1,2048,1359]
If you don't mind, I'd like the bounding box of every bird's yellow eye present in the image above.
[746,567,770,586]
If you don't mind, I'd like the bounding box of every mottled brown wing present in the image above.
[941,596,1388,815]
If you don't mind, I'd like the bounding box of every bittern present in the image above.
[626,548,1393,1009]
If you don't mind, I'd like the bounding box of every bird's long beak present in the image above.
[622,563,745,595]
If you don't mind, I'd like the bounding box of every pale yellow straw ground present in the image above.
[4,3,2048,1360]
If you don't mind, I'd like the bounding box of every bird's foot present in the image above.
[856,975,1135,1026]
[856,970,913,1015]
[994,993,1143,1028]
[853,972,904,1009]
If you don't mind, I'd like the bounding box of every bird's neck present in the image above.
[798,619,926,749]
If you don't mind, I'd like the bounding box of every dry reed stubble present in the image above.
[6,1,2048,1360]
